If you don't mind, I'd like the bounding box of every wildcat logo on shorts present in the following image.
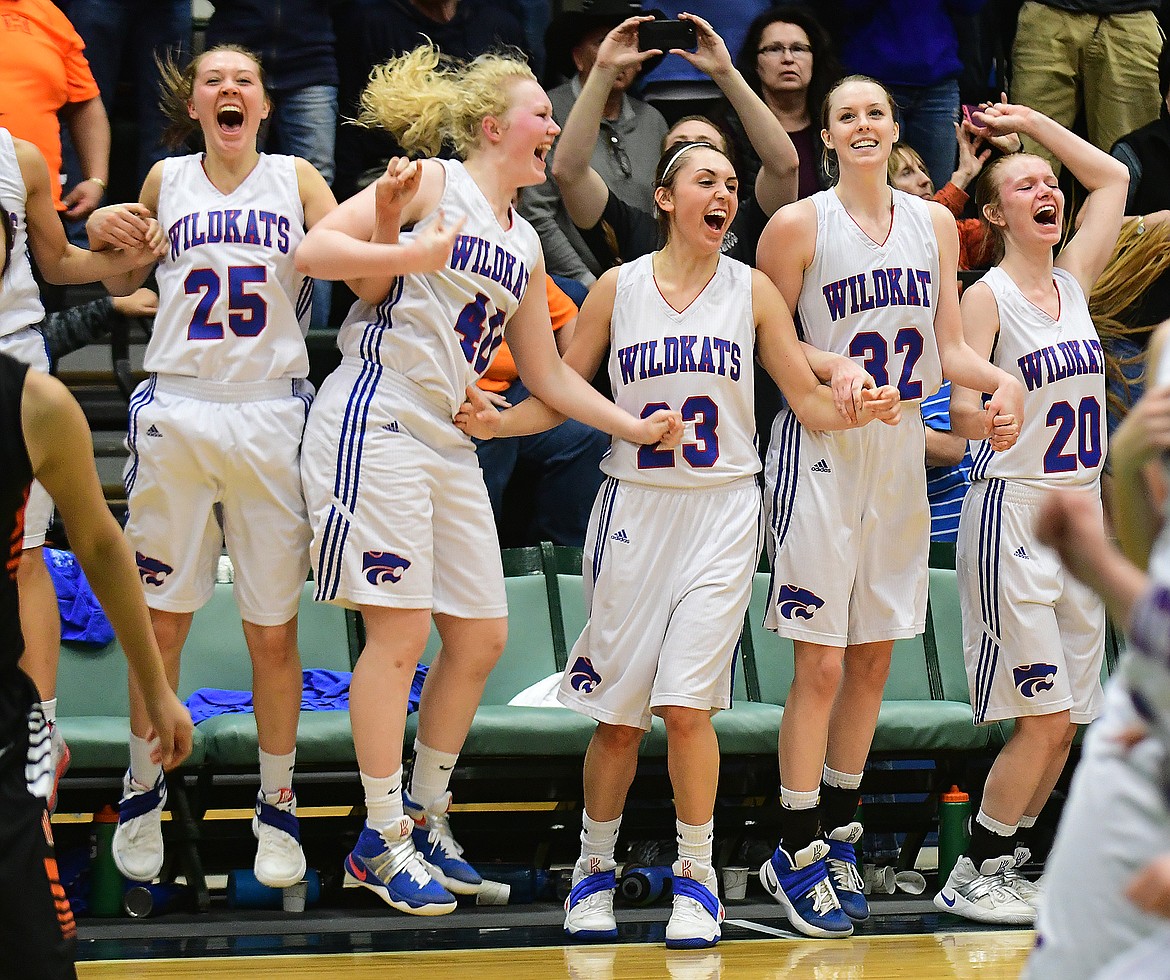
[363,551,412,585]
[569,656,602,693]
[1013,663,1058,698]
[777,584,825,621]
[135,552,174,586]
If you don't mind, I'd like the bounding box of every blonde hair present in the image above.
[157,44,267,150]
[355,44,536,159]
[887,142,927,186]
[1090,217,1170,420]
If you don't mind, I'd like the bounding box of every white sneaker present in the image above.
[1003,846,1042,910]
[112,770,166,882]
[564,856,618,940]
[933,855,1036,925]
[666,860,724,950]
[253,788,308,889]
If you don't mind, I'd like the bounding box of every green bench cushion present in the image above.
[56,716,209,770]
[200,711,355,768]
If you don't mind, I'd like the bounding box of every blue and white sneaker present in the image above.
[252,788,308,889]
[666,860,724,949]
[826,822,869,921]
[344,819,457,916]
[403,789,483,895]
[564,856,618,940]
[112,770,167,882]
[759,839,853,938]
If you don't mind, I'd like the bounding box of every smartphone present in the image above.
[961,104,982,125]
[638,18,697,52]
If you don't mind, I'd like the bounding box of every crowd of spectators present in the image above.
[6,0,1170,545]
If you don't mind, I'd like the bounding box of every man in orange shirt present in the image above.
[474,275,608,547]
[0,0,109,220]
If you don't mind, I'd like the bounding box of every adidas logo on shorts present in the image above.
[610,529,630,545]
[1013,547,1030,560]
[811,458,831,473]
[146,425,162,438]
[382,421,400,433]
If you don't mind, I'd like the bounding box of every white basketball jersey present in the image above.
[797,188,943,404]
[969,266,1105,490]
[336,159,541,417]
[0,129,45,339]
[602,253,759,487]
[147,154,310,381]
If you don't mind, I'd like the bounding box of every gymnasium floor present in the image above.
[73,895,1034,978]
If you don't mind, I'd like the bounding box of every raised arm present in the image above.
[294,158,464,291]
[552,16,659,231]
[21,371,193,769]
[17,139,161,292]
[971,101,1129,294]
[676,12,798,215]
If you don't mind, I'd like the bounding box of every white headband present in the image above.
[658,141,717,186]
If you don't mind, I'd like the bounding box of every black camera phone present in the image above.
[638,18,697,53]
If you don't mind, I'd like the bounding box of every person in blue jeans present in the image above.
[829,0,985,191]
[60,0,191,188]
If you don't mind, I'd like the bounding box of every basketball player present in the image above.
[295,45,680,916]
[0,128,164,812]
[753,75,1024,937]
[933,100,1128,925]
[1,211,193,979]
[459,140,900,948]
[84,45,337,891]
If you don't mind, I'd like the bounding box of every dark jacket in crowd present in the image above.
[206,0,339,92]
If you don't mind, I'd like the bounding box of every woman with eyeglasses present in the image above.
[736,5,842,201]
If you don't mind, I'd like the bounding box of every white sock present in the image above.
[362,767,405,836]
[1017,813,1037,830]
[780,785,819,810]
[580,812,621,866]
[408,741,459,811]
[259,748,296,798]
[41,697,57,727]
[822,765,863,790]
[975,808,1018,838]
[129,732,162,789]
[676,817,714,872]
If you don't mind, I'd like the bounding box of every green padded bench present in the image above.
[404,545,598,758]
[56,638,209,773]
[185,581,359,770]
[750,571,992,755]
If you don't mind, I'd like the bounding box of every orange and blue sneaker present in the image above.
[344,819,457,916]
